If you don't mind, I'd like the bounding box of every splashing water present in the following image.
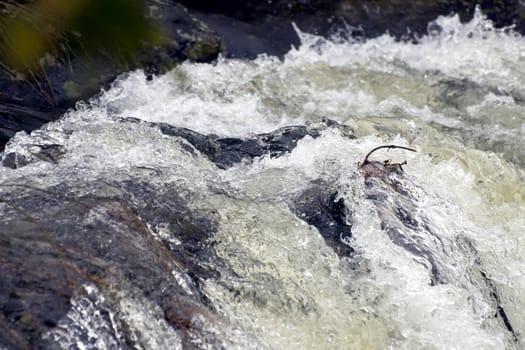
[1,8,524,350]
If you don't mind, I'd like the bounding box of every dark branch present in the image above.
[358,144,416,169]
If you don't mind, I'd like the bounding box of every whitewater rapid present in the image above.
[1,9,524,350]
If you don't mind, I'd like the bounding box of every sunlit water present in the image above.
[2,9,525,349]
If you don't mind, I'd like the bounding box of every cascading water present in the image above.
[1,9,524,350]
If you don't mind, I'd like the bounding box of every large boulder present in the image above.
[0,179,238,348]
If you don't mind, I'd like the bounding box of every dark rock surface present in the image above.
[1,117,354,171]
[180,0,525,58]
[0,100,65,153]
[179,0,341,58]
[292,180,354,257]
[0,179,225,348]
[160,118,354,169]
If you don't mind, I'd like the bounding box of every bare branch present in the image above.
[358,144,416,169]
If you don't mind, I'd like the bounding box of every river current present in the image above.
[1,9,524,350]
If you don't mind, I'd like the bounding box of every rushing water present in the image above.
[2,9,525,349]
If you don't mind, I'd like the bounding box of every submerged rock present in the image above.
[292,180,354,257]
[160,118,354,169]
[360,160,450,285]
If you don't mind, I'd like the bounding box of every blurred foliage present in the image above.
[0,0,162,72]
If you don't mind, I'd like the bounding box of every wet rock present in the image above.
[455,236,520,342]
[180,1,525,58]
[1,152,29,169]
[179,0,341,58]
[1,117,353,170]
[1,144,66,169]
[479,264,518,340]
[359,160,449,285]
[0,98,65,152]
[0,179,226,348]
[160,118,354,169]
[434,78,492,111]
[144,1,225,67]
[339,0,525,39]
[292,180,354,257]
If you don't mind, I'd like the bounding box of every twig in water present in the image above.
[358,144,416,171]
